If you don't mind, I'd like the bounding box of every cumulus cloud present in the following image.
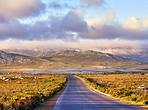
[0,20,30,40]
[80,24,122,39]
[81,0,105,7]
[0,19,52,40]
[122,16,148,30]
[61,8,87,32]
[80,21,148,40]
[0,14,78,41]
[48,2,73,9]
[49,2,61,9]
[79,10,148,40]
[0,0,45,20]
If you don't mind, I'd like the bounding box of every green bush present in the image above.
[131,97,137,101]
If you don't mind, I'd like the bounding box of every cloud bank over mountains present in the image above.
[0,0,148,50]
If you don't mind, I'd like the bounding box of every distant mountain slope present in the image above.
[0,51,81,70]
[37,50,139,68]
[121,50,148,64]
[0,51,45,67]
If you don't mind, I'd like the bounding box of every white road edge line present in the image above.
[75,76,110,96]
[91,88,110,96]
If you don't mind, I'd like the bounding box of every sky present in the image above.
[0,0,148,53]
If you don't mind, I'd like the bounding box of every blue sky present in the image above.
[0,0,148,53]
[106,0,148,22]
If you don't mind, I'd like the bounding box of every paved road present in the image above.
[52,75,146,110]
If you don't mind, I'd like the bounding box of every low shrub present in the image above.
[77,73,148,105]
[0,74,67,109]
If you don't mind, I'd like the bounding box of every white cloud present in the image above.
[0,0,45,20]
[81,0,104,7]
[80,10,148,40]
[122,16,148,30]
[86,17,103,26]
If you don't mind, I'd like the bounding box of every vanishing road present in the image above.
[52,75,146,110]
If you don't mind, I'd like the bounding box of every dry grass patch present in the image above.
[77,73,148,107]
[0,72,67,109]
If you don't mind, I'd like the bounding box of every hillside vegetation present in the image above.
[0,73,67,109]
[77,73,148,106]
[0,51,50,69]
[38,50,139,68]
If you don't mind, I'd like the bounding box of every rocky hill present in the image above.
[38,50,139,68]
[0,51,47,67]
[0,51,80,70]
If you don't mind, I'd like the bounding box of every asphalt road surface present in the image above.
[52,75,146,110]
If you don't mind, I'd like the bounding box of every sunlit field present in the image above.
[77,73,148,106]
[0,73,67,109]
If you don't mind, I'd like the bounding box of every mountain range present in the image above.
[0,50,147,71]
[3,47,148,63]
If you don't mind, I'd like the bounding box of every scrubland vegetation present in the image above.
[0,73,67,109]
[77,73,148,106]
[38,50,138,68]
